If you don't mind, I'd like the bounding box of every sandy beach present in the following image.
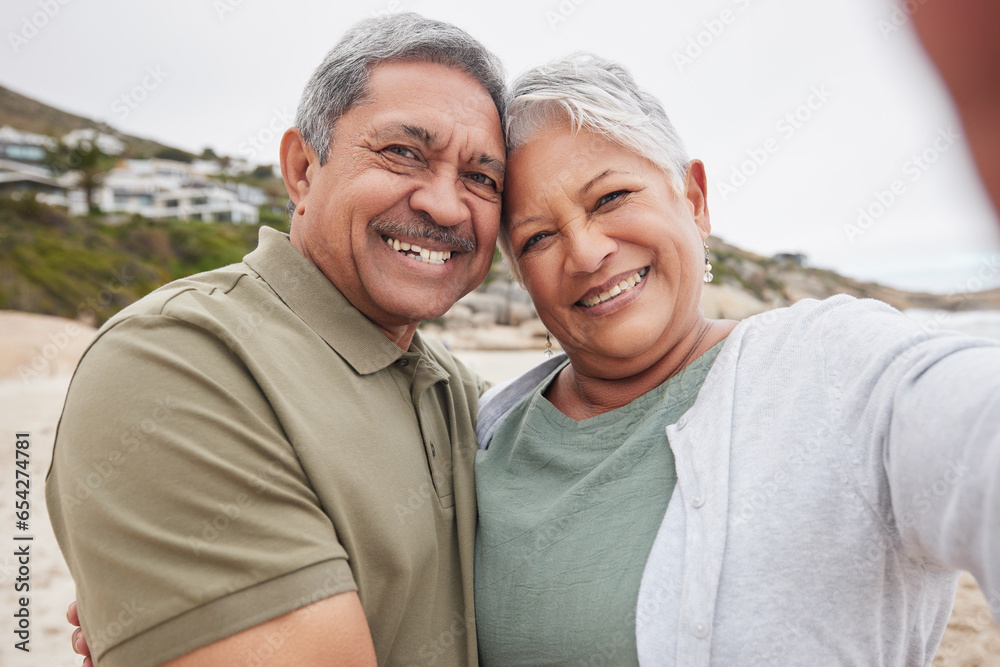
[1,310,998,666]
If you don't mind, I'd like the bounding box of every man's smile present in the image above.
[382,234,454,265]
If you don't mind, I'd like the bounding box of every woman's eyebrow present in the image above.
[581,169,622,195]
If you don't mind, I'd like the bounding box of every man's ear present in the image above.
[280,128,318,216]
[684,159,712,240]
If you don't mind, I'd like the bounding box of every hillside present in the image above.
[1,194,997,330]
[706,237,1000,313]
[0,197,284,325]
[0,83,194,159]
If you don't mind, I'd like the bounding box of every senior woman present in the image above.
[473,54,1000,665]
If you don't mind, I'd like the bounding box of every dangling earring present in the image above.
[544,332,553,358]
[703,244,714,283]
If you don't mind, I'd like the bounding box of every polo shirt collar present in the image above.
[244,226,415,376]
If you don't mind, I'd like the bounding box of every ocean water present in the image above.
[455,309,1000,386]
[904,308,1000,342]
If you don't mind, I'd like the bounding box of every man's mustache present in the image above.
[370,213,477,253]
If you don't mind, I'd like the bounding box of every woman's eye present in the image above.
[385,145,417,159]
[596,190,629,208]
[520,232,549,254]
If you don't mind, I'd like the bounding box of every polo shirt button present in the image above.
[676,416,688,429]
[692,621,709,639]
[692,495,705,508]
[396,358,409,367]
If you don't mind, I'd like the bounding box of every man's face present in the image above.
[289,60,505,332]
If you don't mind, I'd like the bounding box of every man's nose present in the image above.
[409,171,471,228]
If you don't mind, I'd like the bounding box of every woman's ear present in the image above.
[280,128,318,217]
[684,159,712,240]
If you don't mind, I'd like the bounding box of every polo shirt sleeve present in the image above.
[45,314,357,667]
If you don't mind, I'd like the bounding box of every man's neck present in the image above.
[289,224,420,351]
[376,323,420,351]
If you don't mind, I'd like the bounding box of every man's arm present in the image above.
[161,592,376,666]
[70,592,376,666]
[47,313,362,665]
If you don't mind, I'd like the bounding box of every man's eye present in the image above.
[468,173,497,189]
[596,190,629,208]
[385,146,417,159]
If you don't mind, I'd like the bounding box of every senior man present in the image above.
[46,13,505,667]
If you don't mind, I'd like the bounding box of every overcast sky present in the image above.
[3,0,999,293]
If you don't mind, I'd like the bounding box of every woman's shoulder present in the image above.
[477,354,568,449]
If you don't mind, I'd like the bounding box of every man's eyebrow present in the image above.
[478,154,505,181]
[374,124,504,179]
[372,124,434,145]
[401,124,433,145]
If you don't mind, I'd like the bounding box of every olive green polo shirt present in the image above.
[46,226,486,666]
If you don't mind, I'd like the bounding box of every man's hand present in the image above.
[67,592,378,666]
[68,601,93,667]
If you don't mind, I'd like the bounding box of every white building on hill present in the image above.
[0,124,265,223]
[73,158,264,223]
[62,128,125,156]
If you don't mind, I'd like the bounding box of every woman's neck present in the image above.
[546,318,737,421]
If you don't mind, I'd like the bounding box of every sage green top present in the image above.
[46,227,485,667]
[474,343,723,666]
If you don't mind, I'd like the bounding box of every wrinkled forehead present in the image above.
[343,61,505,157]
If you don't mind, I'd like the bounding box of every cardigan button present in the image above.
[692,621,709,639]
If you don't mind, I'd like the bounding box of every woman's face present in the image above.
[503,122,711,375]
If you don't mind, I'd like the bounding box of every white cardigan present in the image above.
[477,296,1000,666]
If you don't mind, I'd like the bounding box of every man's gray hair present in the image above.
[295,12,508,164]
[498,52,691,280]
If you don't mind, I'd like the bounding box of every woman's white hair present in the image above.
[499,53,690,280]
